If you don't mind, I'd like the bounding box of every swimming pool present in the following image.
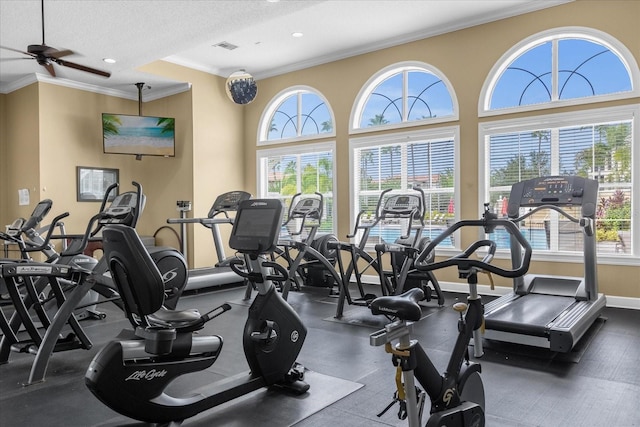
[369,225,549,250]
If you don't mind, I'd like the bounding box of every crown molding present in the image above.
[0,72,190,101]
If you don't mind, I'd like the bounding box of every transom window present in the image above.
[351,62,457,132]
[481,27,638,115]
[258,86,334,144]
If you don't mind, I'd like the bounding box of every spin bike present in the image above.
[368,206,532,427]
[85,198,309,425]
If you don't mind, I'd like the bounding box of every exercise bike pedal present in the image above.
[250,319,277,343]
[426,400,484,427]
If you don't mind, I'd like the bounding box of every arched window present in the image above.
[479,28,639,262]
[349,63,459,248]
[351,62,457,132]
[257,87,336,234]
[480,27,638,115]
[258,86,334,145]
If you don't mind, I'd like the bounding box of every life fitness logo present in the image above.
[290,330,300,343]
[125,369,168,381]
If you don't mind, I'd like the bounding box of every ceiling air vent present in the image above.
[214,41,238,50]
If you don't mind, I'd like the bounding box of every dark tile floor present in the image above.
[1,283,639,426]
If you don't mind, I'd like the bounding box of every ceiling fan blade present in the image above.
[0,57,35,62]
[0,45,36,57]
[48,48,74,59]
[43,62,56,77]
[54,58,111,78]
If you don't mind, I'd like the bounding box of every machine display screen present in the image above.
[233,208,278,238]
[229,199,284,253]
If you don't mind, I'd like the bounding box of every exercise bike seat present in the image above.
[370,288,424,321]
[148,306,202,327]
[102,224,205,333]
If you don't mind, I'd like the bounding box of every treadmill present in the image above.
[483,176,606,353]
[167,191,251,291]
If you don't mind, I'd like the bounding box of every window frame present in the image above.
[479,27,640,117]
[257,85,336,146]
[350,61,459,134]
[349,126,461,250]
[256,140,337,235]
[478,104,639,266]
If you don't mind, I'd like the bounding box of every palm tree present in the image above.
[381,145,400,185]
[156,117,175,135]
[102,114,122,136]
[268,158,281,193]
[368,114,389,127]
[360,150,374,191]
[321,120,333,133]
[531,130,550,176]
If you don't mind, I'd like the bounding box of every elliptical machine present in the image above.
[85,198,309,425]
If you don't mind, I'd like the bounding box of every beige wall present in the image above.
[138,61,245,268]
[0,0,638,298]
[1,84,41,232]
[242,0,640,298]
[0,93,5,225]
[0,61,243,268]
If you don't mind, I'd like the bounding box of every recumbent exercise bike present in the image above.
[369,206,532,427]
[84,198,309,425]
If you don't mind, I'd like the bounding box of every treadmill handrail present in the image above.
[415,218,532,278]
[512,204,582,224]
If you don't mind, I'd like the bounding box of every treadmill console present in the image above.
[507,176,598,218]
[382,194,422,219]
[229,199,284,254]
[208,191,252,217]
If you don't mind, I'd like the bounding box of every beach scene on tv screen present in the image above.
[103,114,175,156]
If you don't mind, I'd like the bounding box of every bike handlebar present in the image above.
[229,258,289,283]
[415,218,531,278]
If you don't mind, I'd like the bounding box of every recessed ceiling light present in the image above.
[292,32,304,38]
[103,58,116,64]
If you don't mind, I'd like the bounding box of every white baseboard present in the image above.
[359,275,640,310]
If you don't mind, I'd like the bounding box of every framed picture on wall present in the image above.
[76,166,119,202]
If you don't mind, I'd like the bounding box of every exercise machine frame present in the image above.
[369,211,532,427]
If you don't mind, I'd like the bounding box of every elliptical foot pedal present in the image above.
[11,342,37,354]
[354,293,378,306]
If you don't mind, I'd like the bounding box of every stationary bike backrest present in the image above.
[102,224,165,325]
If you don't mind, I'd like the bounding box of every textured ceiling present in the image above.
[0,0,571,100]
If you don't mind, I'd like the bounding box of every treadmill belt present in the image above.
[485,294,575,336]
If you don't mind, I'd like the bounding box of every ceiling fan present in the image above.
[0,0,110,78]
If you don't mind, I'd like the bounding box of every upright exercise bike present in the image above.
[85,198,309,425]
[369,206,532,427]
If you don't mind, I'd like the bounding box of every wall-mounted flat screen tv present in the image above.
[102,113,175,157]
